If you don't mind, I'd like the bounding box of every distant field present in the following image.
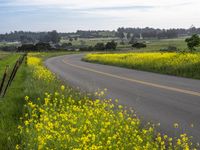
[84,52,200,79]
[0,36,195,52]
[61,37,196,52]
[0,42,20,47]
[61,37,117,47]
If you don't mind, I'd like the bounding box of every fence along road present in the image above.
[0,54,26,97]
[45,54,200,143]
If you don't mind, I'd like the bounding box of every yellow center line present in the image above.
[62,59,200,97]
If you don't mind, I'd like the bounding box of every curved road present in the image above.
[45,54,200,142]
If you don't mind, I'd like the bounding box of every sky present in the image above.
[0,0,200,33]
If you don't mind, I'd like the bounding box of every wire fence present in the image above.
[0,53,27,98]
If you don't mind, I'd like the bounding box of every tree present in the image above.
[35,42,51,51]
[185,34,200,51]
[117,31,125,42]
[105,40,117,50]
[94,43,105,50]
[127,32,131,40]
[48,30,60,44]
[18,44,35,52]
[20,35,33,44]
[69,38,73,42]
[129,36,136,44]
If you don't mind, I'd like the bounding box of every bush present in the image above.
[35,42,51,51]
[105,40,117,50]
[61,43,73,50]
[94,43,105,50]
[62,43,72,47]
[18,44,36,52]
[132,42,146,49]
[18,43,52,52]
[79,46,94,51]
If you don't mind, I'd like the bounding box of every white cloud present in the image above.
[11,0,199,8]
[1,0,200,32]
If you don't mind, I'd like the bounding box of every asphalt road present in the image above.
[45,54,200,143]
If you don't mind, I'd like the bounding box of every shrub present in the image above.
[132,42,146,49]
[18,44,36,52]
[79,46,94,51]
[35,42,51,51]
[94,43,105,50]
[185,34,200,51]
[105,40,117,50]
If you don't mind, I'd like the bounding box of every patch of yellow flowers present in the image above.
[27,56,55,82]
[17,55,197,149]
[84,52,200,79]
[19,88,196,150]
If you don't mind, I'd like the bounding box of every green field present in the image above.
[61,37,117,47]
[0,52,197,149]
[0,42,20,47]
[0,53,20,75]
[61,37,198,52]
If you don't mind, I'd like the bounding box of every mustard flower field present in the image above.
[83,52,200,79]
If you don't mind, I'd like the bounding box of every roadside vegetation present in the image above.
[0,52,198,149]
[0,53,23,149]
[83,52,200,79]
[0,52,71,149]
[15,54,196,149]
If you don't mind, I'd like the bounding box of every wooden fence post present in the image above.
[2,60,19,97]
[2,54,26,97]
[0,66,8,96]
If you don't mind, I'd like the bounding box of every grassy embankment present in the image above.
[0,52,198,149]
[0,53,22,149]
[83,52,200,79]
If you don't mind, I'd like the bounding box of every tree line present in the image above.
[116,26,200,40]
[1,26,200,43]
[0,30,115,43]
[0,30,60,43]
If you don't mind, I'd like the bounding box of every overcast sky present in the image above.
[0,0,200,33]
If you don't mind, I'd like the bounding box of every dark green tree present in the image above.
[35,42,51,51]
[185,34,200,51]
[48,30,60,44]
[94,43,105,50]
[127,32,131,40]
[105,40,117,50]
[117,31,125,42]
